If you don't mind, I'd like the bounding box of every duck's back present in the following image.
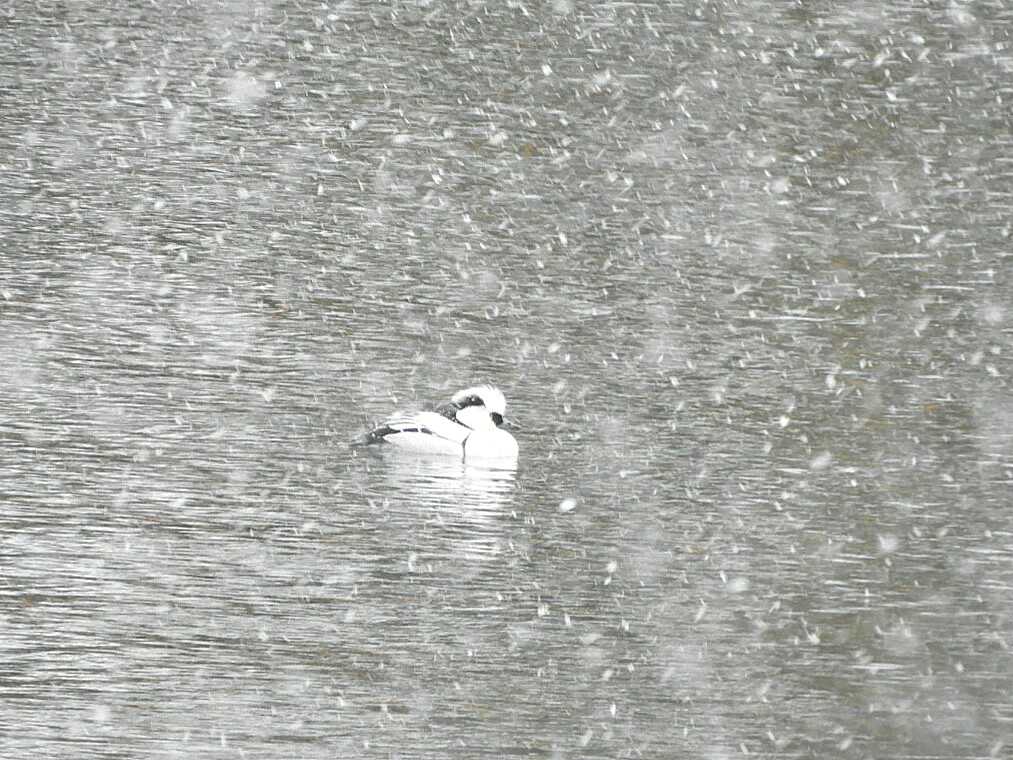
[363,411,469,455]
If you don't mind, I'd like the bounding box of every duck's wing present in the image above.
[362,411,471,446]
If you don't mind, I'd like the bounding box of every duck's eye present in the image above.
[491,412,504,426]
[462,395,483,407]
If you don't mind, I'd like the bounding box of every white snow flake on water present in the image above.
[878,533,900,554]
[809,451,832,471]
[726,576,751,594]
[947,0,976,25]
[694,600,707,623]
[977,301,1005,326]
[223,72,267,110]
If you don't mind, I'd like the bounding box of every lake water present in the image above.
[2,1,1011,757]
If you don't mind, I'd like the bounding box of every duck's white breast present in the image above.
[463,429,519,460]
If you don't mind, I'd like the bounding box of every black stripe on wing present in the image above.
[361,422,435,444]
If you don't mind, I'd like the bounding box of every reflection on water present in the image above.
[356,452,519,564]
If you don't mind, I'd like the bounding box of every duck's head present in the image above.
[450,385,512,430]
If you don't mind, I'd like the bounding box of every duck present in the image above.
[357,385,519,460]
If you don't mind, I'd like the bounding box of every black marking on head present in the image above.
[436,394,485,421]
[491,412,504,427]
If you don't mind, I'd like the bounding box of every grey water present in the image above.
[2,1,1012,757]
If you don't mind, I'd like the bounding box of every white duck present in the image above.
[359,385,519,460]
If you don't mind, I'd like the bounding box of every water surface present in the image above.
[2,1,1012,757]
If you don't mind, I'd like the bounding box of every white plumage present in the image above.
[358,385,519,461]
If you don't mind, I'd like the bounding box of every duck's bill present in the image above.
[500,417,522,431]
